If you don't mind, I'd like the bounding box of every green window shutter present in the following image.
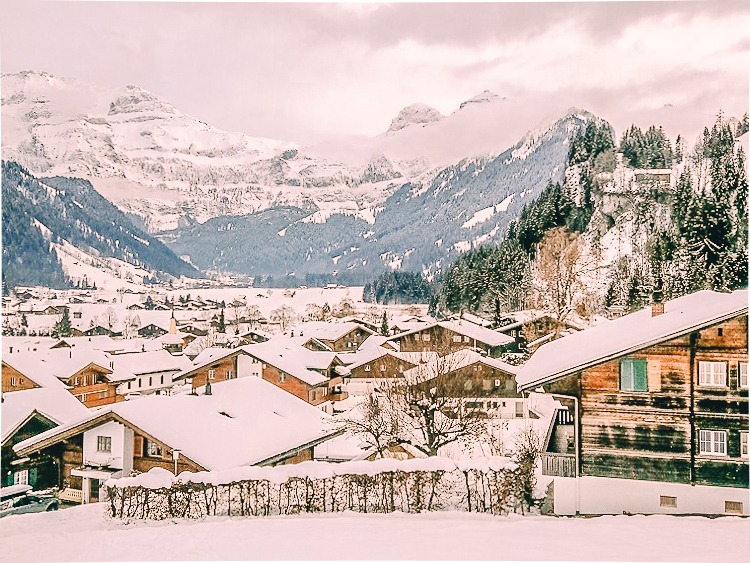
[620,359,648,391]
[634,359,648,391]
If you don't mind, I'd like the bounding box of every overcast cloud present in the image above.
[1,1,748,144]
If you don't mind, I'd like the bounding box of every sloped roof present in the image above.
[1,387,90,444]
[292,321,376,341]
[517,290,748,390]
[387,320,513,347]
[14,377,338,470]
[402,349,519,383]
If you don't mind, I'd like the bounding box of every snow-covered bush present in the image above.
[104,457,536,520]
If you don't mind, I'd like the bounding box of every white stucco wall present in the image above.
[553,476,750,516]
[237,354,262,378]
[82,421,126,470]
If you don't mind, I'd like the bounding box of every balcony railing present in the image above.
[541,453,576,477]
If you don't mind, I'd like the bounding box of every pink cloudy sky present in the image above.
[1,1,748,144]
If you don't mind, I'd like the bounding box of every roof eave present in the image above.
[518,308,747,392]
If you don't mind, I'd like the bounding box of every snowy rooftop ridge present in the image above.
[517,289,748,390]
[14,377,338,471]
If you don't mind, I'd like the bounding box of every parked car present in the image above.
[0,484,59,518]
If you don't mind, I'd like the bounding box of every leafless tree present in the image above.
[341,338,493,457]
[102,307,118,332]
[338,393,402,458]
[122,314,141,339]
[245,305,263,328]
[304,303,326,322]
[530,227,598,334]
[270,305,297,332]
[230,301,246,335]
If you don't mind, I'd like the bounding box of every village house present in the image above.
[173,338,352,412]
[386,319,513,357]
[292,321,375,353]
[517,289,749,516]
[495,310,586,350]
[112,350,192,397]
[2,350,132,408]
[2,387,90,490]
[404,349,526,419]
[12,377,342,504]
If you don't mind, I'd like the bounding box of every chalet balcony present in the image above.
[329,389,349,402]
[541,453,576,477]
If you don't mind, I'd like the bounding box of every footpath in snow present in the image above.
[0,504,748,562]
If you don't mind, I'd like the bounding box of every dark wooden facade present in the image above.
[390,325,505,357]
[541,315,748,488]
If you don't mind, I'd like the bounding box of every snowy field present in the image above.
[1,504,748,562]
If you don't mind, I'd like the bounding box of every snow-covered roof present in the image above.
[239,342,329,386]
[108,350,192,377]
[1,387,90,444]
[403,349,518,383]
[518,290,748,390]
[438,320,514,347]
[2,355,69,390]
[14,377,338,470]
[387,320,513,348]
[292,321,375,341]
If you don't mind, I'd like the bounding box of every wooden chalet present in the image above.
[517,290,749,516]
[386,320,513,358]
[13,377,341,503]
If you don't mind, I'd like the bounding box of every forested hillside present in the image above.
[1,162,201,290]
[430,114,748,321]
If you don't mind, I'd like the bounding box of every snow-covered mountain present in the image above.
[162,110,597,281]
[2,71,574,234]
[1,161,200,290]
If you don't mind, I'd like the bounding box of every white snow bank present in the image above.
[1,503,748,563]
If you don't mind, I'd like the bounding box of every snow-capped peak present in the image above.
[387,103,444,133]
[108,84,178,116]
[459,90,504,109]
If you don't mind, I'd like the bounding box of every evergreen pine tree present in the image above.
[217,308,226,333]
[53,307,72,337]
[380,311,389,336]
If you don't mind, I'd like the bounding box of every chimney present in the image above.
[651,283,665,317]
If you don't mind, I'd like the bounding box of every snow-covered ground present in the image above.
[0,504,747,562]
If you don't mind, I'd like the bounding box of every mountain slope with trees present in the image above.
[1,161,201,289]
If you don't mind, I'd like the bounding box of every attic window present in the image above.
[718,327,724,337]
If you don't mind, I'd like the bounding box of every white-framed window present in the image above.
[97,436,112,453]
[698,361,727,386]
[13,470,28,485]
[699,429,727,456]
[422,333,431,342]
[208,369,216,380]
[452,335,462,343]
[99,391,108,399]
[10,376,17,386]
[364,365,371,372]
[226,370,233,379]
[279,371,286,383]
[74,377,80,386]
[380,364,386,371]
[464,336,470,343]
[741,432,748,458]
[740,362,748,388]
[76,394,86,403]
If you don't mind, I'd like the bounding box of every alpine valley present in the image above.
[4,69,740,289]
